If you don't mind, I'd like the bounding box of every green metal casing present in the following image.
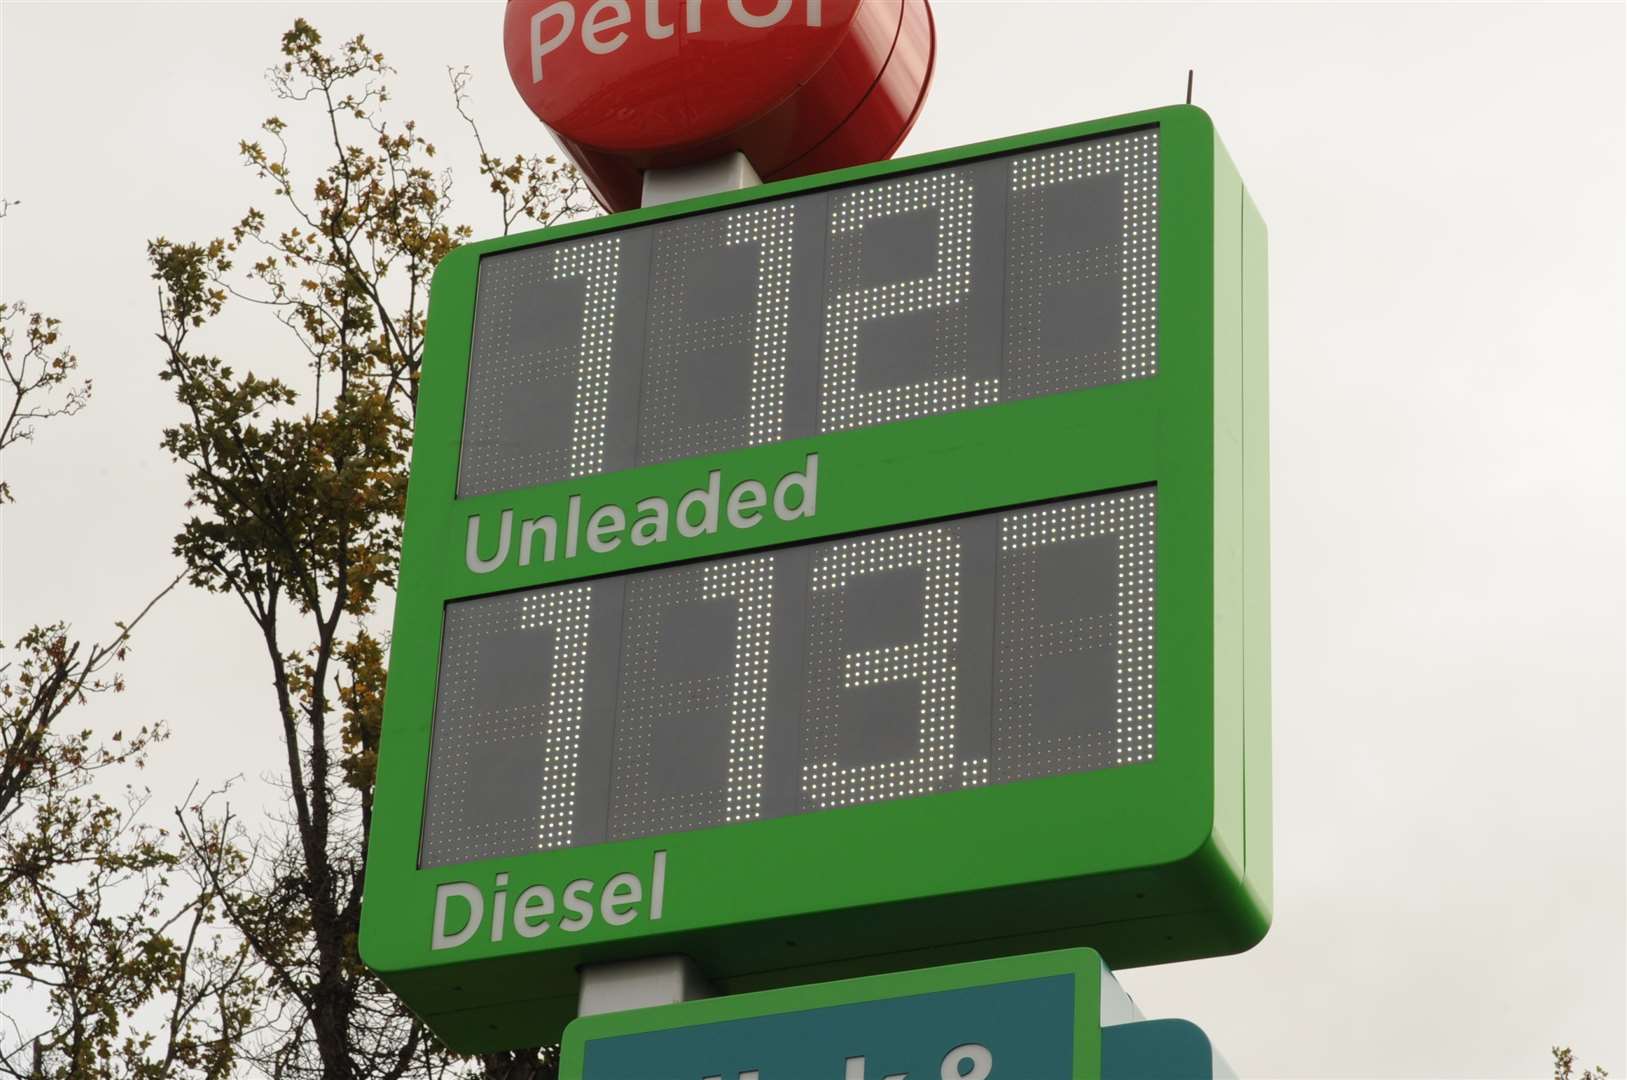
[359,105,1271,1053]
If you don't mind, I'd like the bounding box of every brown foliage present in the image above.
[1,213,255,1077]
[149,19,588,1080]
[0,299,91,506]
[1555,1047,1610,1080]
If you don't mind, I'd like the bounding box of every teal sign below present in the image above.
[562,949,1240,1080]
[561,950,1105,1080]
[1103,1019,1233,1080]
[582,976,1069,1079]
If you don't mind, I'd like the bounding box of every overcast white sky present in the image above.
[3,2,1624,1077]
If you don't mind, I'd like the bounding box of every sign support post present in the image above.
[573,152,772,1021]
[577,955,713,1017]
[641,152,764,209]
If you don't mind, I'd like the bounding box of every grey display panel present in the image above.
[420,488,1156,868]
[457,128,1159,499]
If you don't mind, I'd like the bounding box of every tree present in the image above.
[1,208,258,1078]
[149,20,589,1079]
[1554,1047,1610,1080]
[0,230,91,507]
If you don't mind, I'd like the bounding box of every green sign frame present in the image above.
[360,104,1270,1054]
[561,948,1107,1080]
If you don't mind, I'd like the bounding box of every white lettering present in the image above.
[728,0,792,28]
[431,856,667,949]
[651,850,667,920]
[643,0,674,38]
[565,494,582,558]
[600,872,642,926]
[513,885,554,938]
[466,511,513,574]
[490,872,509,942]
[520,515,558,566]
[462,461,816,575]
[726,480,768,529]
[941,1045,993,1080]
[773,453,819,521]
[533,0,820,82]
[587,503,627,553]
[583,0,632,54]
[529,1,575,82]
[631,496,671,546]
[431,882,483,950]
[678,470,722,538]
[845,1060,906,1080]
[560,879,595,932]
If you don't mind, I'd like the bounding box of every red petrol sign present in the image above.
[503,0,935,211]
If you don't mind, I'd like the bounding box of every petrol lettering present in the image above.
[528,0,825,81]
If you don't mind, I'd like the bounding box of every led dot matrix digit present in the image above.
[424,490,1156,864]
[425,128,1166,867]
[458,129,1159,498]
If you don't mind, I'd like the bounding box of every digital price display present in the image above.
[454,126,1156,500]
[423,488,1156,867]
[361,106,1270,1054]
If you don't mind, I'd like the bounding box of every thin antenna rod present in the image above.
[1186,69,1194,105]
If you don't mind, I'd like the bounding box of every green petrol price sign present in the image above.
[360,105,1271,1053]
